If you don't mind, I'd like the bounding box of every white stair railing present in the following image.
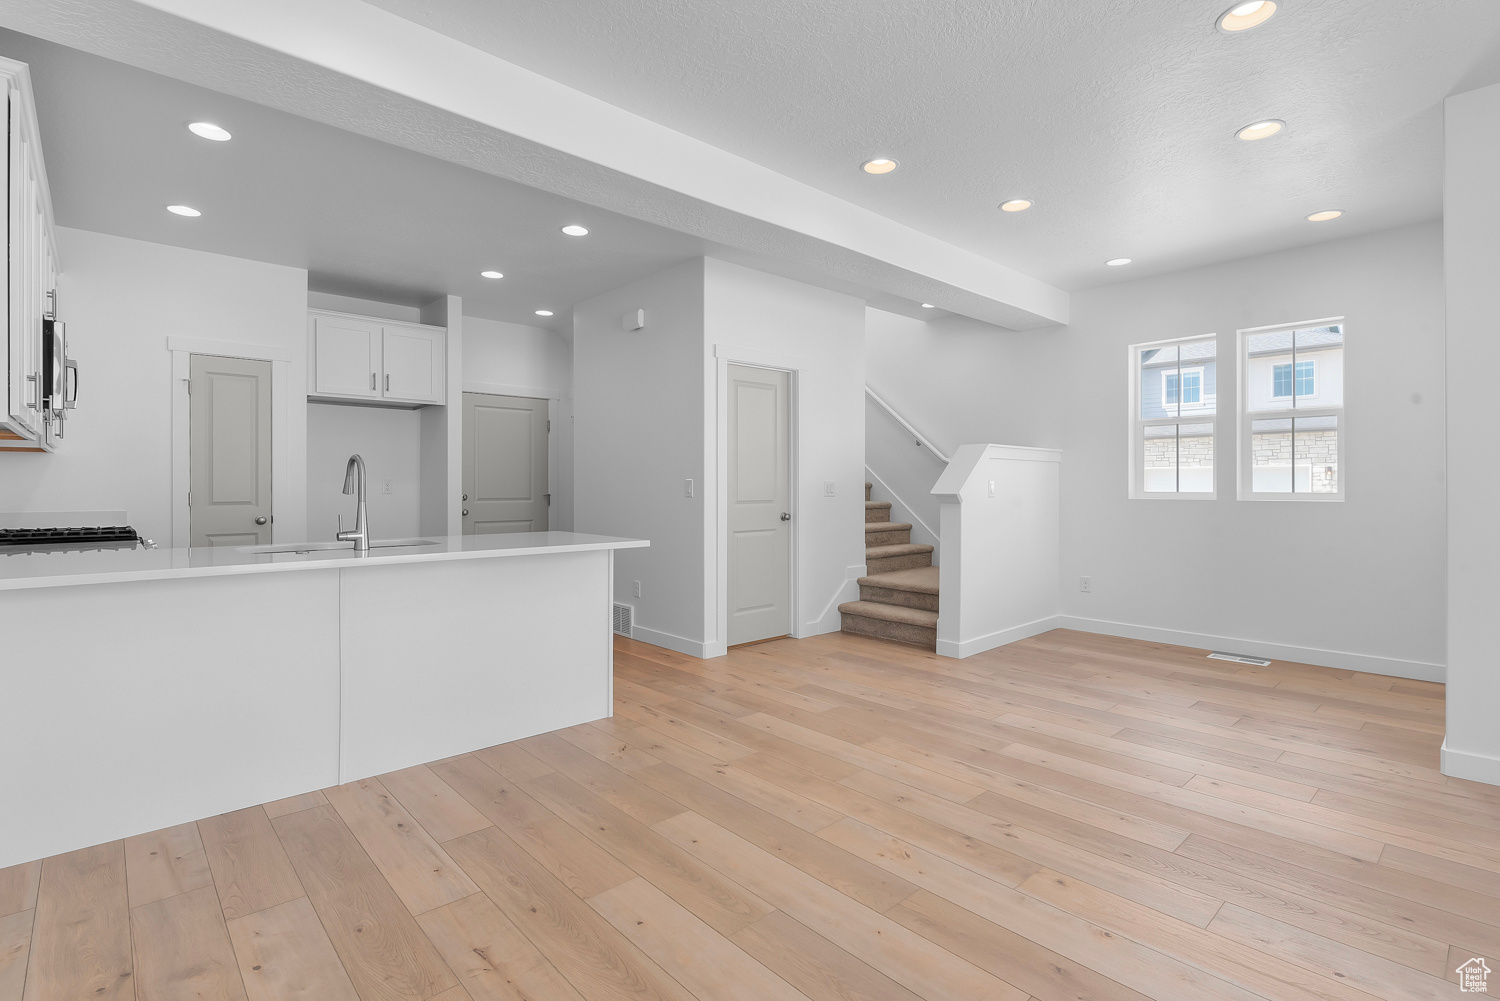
[865,387,950,464]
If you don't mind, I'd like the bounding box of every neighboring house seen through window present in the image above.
[1271,359,1315,399]
[1240,321,1344,500]
[1130,336,1216,498]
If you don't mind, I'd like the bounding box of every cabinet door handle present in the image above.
[385,373,390,392]
[370,373,376,391]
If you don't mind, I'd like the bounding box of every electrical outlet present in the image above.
[632,580,642,598]
[825,481,836,497]
[382,479,393,495]
[1080,576,1092,594]
[684,478,694,498]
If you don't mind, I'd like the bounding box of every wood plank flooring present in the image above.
[3,628,1496,1001]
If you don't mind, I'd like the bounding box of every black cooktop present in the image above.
[0,526,145,551]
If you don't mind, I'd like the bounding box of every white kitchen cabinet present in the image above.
[381,324,444,404]
[2,57,61,453]
[312,314,381,399]
[307,309,445,407]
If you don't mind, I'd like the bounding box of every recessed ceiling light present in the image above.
[480,270,504,279]
[560,225,589,236]
[862,158,898,174]
[535,310,554,317]
[920,303,936,309]
[1236,119,1284,141]
[166,205,201,217]
[1218,0,1277,31]
[1306,209,1343,222]
[999,199,1033,212]
[1105,258,1132,266]
[187,122,232,142]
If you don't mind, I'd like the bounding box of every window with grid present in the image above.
[1240,321,1344,500]
[1130,335,1216,497]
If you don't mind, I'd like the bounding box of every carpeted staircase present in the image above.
[838,482,939,649]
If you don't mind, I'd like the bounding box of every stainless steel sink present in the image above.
[242,538,441,555]
[241,541,352,555]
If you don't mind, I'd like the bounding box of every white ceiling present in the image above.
[362,0,1500,289]
[0,28,714,329]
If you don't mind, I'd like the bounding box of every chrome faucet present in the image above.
[336,453,370,552]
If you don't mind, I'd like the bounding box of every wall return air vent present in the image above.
[1207,651,1272,667]
[612,602,634,638]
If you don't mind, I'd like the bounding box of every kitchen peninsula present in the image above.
[0,532,646,869]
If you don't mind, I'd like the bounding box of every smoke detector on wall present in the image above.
[622,308,646,331]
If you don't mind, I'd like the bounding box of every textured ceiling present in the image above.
[0,28,711,328]
[362,0,1500,289]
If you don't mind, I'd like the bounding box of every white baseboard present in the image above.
[938,615,1062,659]
[1056,614,1445,683]
[629,624,719,659]
[1441,738,1500,787]
[802,567,865,638]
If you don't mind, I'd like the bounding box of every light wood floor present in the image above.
[3,629,1496,1001]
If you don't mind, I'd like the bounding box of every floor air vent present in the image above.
[612,602,633,638]
[1207,651,1272,667]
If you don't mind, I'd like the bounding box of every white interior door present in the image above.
[190,354,272,547]
[727,364,791,645]
[462,392,548,534]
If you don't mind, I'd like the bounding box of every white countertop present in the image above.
[0,532,648,591]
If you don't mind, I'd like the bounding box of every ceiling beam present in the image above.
[3,0,1068,329]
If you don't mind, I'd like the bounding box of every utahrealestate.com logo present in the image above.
[1458,957,1490,993]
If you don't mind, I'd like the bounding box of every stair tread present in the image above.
[837,600,938,627]
[864,500,891,509]
[865,542,934,558]
[864,521,913,533]
[860,566,940,594]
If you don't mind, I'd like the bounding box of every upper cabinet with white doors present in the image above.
[307,310,445,407]
[1,57,64,453]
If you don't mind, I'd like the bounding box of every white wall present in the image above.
[866,222,1446,681]
[573,259,706,653]
[306,403,422,540]
[704,258,867,646]
[1443,83,1500,784]
[463,315,575,530]
[1056,223,1445,680]
[0,228,309,544]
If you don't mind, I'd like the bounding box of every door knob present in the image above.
[462,508,469,516]
[780,512,791,521]
[254,516,267,525]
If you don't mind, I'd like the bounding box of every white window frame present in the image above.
[1237,317,1345,502]
[1128,334,1217,500]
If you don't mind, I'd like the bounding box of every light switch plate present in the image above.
[684,478,694,498]
[825,481,836,496]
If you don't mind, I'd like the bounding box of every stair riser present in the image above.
[865,503,892,524]
[866,551,933,575]
[858,584,939,613]
[864,529,911,547]
[841,612,936,650]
